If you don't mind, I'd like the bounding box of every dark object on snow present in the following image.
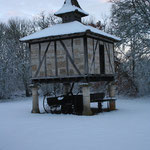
[44,94,83,115]
[43,92,116,114]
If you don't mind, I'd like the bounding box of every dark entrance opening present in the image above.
[99,45,105,74]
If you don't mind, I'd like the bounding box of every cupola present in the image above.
[55,0,88,23]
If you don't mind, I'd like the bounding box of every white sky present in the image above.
[0,0,111,22]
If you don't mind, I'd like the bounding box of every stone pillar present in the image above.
[108,83,116,110]
[108,83,116,98]
[31,84,40,113]
[80,83,93,116]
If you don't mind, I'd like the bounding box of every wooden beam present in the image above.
[44,52,47,77]
[83,37,89,74]
[31,74,115,84]
[66,54,69,75]
[93,39,95,73]
[34,42,51,78]
[29,43,32,77]
[54,41,58,76]
[108,43,114,74]
[29,43,31,63]
[90,40,99,72]
[71,38,74,60]
[113,43,116,73]
[38,43,41,64]
[59,40,81,75]
[66,41,69,75]
[104,43,114,74]
[23,31,117,44]
[27,33,85,44]
[86,33,117,43]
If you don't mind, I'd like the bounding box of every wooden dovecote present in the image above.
[20,0,120,115]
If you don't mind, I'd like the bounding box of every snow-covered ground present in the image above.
[0,96,150,150]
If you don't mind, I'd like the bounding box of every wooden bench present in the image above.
[90,93,116,111]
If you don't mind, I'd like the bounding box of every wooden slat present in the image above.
[34,42,51,77]
[59,40,81,75]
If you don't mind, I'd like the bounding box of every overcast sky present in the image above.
[0,0,111,22]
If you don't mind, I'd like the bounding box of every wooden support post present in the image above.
[80,83,93,116]
[98,102,102,112]
[31,84,40,113]
[108,83,116,110]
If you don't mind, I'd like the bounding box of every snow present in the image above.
[55,0,88,16]
[20,21,121,42]
[0,96,150,150]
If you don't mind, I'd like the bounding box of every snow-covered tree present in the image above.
[110,0,150,95]
[0,18,34,99]
[33,11,61,30]
[0,13,61,99]
[6,18,34,97]
[0,23,18,98]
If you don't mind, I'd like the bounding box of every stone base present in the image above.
[30,84,40,114]
[31,109,40,114]
[82,109,93,116]
[80,83,93,116]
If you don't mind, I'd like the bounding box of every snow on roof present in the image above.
[20,21,121,42]
[55,0,88,16]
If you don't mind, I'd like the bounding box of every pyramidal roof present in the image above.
[20,0,121,43]
[20,21,121,42]
[55,0,88,16]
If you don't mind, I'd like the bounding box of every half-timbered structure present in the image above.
[20,0,120,115]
